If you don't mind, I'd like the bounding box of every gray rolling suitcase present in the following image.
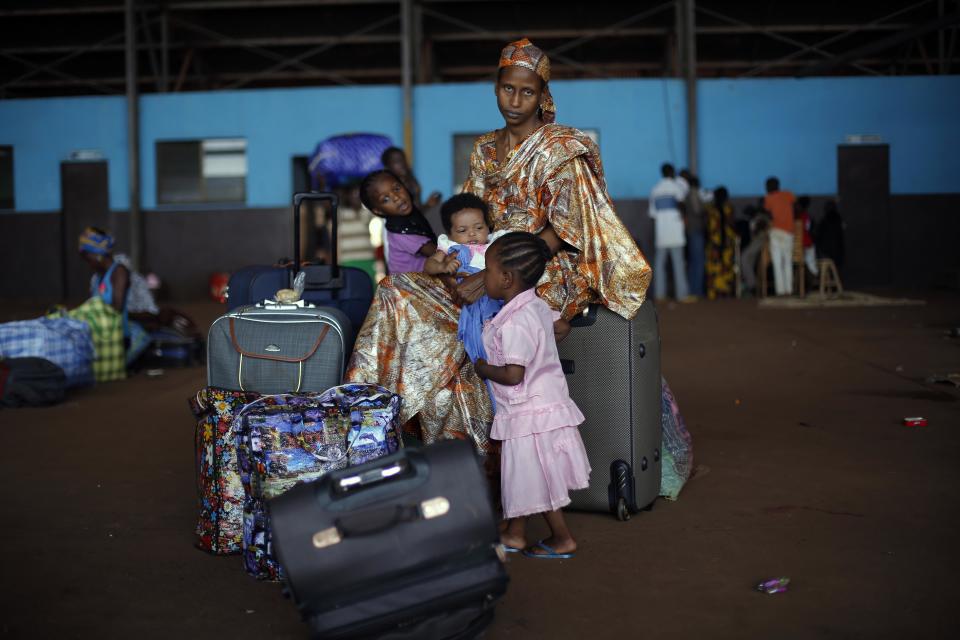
[207,302,351,394]
[558,301,661,520]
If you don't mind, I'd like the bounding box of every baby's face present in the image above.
[449,208,489,245]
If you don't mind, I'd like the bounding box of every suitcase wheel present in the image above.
[615,497,631,522]
[608,459,638,521]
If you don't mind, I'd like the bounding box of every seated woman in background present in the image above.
[78,227,156,365]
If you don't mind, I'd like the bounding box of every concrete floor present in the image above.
[2,295,959,639]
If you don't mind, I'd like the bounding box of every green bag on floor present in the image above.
[66,298,125,383]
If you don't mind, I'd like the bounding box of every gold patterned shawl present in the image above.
[463,123,651,320]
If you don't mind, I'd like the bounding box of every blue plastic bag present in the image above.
[308,133,393,189]
[0,316,94,388]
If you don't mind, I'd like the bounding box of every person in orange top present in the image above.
[763,176,796,295]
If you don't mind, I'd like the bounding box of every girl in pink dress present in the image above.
[474,231,591,559]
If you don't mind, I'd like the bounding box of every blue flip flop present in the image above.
[521,540,575,560]
[501,544,522,554]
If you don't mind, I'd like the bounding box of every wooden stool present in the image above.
[792,220,805,297]
[818,258,843,296]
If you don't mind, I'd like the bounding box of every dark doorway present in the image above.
[61,160,109,302]
[837,144,890,288]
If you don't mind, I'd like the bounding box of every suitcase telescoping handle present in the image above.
[317,449,429,508]
[292,191,340,276]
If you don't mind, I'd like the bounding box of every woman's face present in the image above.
[448,208,490,245]
[369,175,412,217]
[80,251,103,271]
[496,65,542,128]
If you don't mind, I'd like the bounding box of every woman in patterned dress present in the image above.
[345,39,652,456]
[705,187,738,299]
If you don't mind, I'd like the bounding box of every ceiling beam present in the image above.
[10,53,946,91]
[734,0,936,77]
[0,22,919,56]
[697,5,881,76]
[1,34,400,56]
[223,12,399,88]
[0,1,396,17]
[798,10,960,75]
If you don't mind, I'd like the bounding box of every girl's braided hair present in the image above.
[490,231,551,287]
[359,169,406,213]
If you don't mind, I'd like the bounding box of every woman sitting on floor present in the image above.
[78,226,155,366]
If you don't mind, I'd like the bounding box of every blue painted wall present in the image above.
[0,96,127,212]
[2,76,958,212]
[698,76,960,196]
[413,78,688,199]
[139,86,402,208]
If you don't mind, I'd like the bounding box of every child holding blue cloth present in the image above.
[424,194,509,381]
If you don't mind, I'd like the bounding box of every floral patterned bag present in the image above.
[237,384,402,581]
[190,387,263,555]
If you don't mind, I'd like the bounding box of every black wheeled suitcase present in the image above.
[269,440,509,640]
[225,192,374,338]
[558,301,662,520]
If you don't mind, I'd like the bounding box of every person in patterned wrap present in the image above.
[345,38,652,458]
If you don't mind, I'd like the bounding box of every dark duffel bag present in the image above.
[269,440,508,640]
[0,357,67,408]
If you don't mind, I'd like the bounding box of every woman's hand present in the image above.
[538,223,568,256]
[553,318,571,343]
[456,271,486,305]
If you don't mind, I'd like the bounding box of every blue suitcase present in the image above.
[225,192,374,338]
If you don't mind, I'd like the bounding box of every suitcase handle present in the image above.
[336,503,421,538]
[293,191,340,277]
[569,304,598,328]
[320,449,430,510]
[334,458,411,494]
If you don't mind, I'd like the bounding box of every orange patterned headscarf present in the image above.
[498,38,556,124]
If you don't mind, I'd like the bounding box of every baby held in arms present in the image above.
[424,194,508,379]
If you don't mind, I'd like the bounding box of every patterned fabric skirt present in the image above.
[345,272,495,456]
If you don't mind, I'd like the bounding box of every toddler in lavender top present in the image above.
[360,169,437,275]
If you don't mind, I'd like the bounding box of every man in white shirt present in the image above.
[649,163,692,301]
